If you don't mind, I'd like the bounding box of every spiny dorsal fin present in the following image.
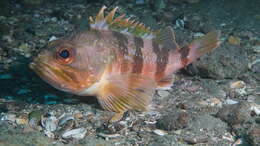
[89,6,158,39]
[155,26,180,50]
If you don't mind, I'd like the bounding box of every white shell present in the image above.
[44,116,58,132]
[153,129,167,136]
[62,127,87,139]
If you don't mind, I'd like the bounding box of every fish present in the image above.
[30,6,221,122]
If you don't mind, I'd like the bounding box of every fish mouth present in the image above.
[29,61,73,92]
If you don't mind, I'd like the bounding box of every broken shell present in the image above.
[62,127,87,140]
[251,106,260,115]
[153,129,167,136]
[225,99,239,105]
[58,113,74,126]
[43,116,58,132]
[98,133,121,140]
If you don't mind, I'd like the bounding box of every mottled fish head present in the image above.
[30,31,108,95]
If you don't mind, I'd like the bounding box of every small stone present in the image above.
[1,113,16,122]
[74,112,83,119]
[207,98,222,106]
[98,133,121,140]
[228,36,240,46]
[48,36,58,42]
[16,117,28,125]
[156,111,191,131]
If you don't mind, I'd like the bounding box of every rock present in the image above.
[216,102,252,125]
[188,115,228,131]
[156,110,191,131]
[192,41,249,79]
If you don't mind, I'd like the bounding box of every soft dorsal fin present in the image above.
[89,6,158,39]
[155,26,180,50]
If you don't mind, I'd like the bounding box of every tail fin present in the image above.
[179,30,221,66]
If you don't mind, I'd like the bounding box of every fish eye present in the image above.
[59,49,70,59]
[56,47,74,64]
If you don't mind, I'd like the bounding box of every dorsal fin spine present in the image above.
[90,6,158,39]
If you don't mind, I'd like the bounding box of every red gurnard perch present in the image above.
[30,6,221,122]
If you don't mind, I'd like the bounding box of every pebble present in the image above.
[74,112,83,119]
[62,127,87,140]
[153,129,167,136]
[157,90,170,98]
[16,117,28,125]
[1,113,16,122]
[246,125,260,146]
[250,105,260,116]
[252,45,260,53]
[230,81,246,89]
[207,98,222,107]
[228,36,240,46]
[249,59,260,73]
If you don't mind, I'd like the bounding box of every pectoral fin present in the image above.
[96,74,156,121]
